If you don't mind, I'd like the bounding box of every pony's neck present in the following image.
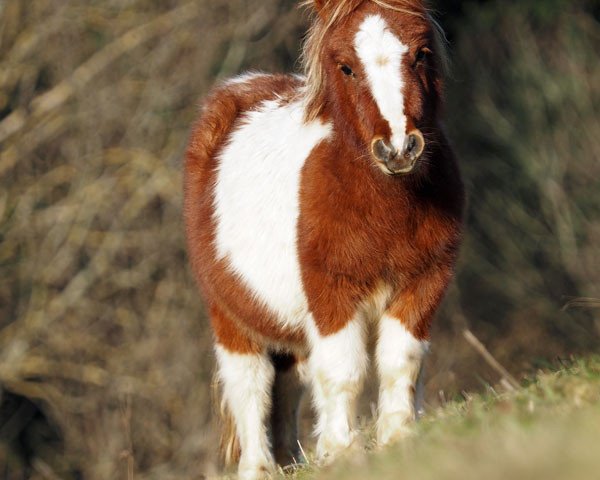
[308,100,371,166]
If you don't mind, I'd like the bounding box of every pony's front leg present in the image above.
[375,268,450,446]
[308,318,368,462]
[375,314,428,445]
[215,345,276,480]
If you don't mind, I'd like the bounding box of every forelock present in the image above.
[300,0,447,122]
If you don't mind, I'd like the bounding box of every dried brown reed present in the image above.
[437,3,600,382]
[0,0,306,477]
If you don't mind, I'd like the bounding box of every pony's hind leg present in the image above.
[216,345,275,479]
[270,353,305,467]
[212,307,275,480]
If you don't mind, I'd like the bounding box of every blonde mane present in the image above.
[300,0,447,122]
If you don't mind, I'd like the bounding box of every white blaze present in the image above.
[355,14,409,151]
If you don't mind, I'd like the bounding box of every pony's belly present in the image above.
[212,98,331,331]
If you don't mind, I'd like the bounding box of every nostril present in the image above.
[371,137,395,161]
[404,130,425,160]
[406,135,417,157]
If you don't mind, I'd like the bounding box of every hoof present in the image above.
[316,430,363,465]
[377,412,415,447]
[238,458,275,480]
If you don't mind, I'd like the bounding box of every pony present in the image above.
[184,1,464,478]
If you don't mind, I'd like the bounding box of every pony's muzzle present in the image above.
[371,130,425,175]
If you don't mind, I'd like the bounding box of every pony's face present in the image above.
[318,1,443,175]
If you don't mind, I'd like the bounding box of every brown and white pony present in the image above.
[184,1,464,478]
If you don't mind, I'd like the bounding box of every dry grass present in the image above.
[427,1,600,393]
[0,1,305,477]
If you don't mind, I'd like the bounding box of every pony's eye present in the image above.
[339,64,354,77]
[415,47,432,65]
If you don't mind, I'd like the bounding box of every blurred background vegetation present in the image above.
[0,0,598,478]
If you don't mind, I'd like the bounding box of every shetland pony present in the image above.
[184,1,464,478]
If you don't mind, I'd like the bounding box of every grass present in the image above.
[282,356,600,479]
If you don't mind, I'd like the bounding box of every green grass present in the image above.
[283,357,600,479]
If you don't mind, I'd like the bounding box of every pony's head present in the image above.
[302,0,446,175]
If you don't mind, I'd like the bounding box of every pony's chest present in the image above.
[300,194,459,285]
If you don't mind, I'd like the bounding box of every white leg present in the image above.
[375,315,429,446]
[215,345,275,480]
[308,319,368,462]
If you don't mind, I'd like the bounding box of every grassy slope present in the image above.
[286,357,600,480]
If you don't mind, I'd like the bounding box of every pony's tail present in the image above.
[211,370,240,466]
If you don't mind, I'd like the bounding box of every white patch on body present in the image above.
[213,99,332,329]
[215,345,275,479]
[375,315,429,446]
[355,14,409,151]
[307,318,369,461]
